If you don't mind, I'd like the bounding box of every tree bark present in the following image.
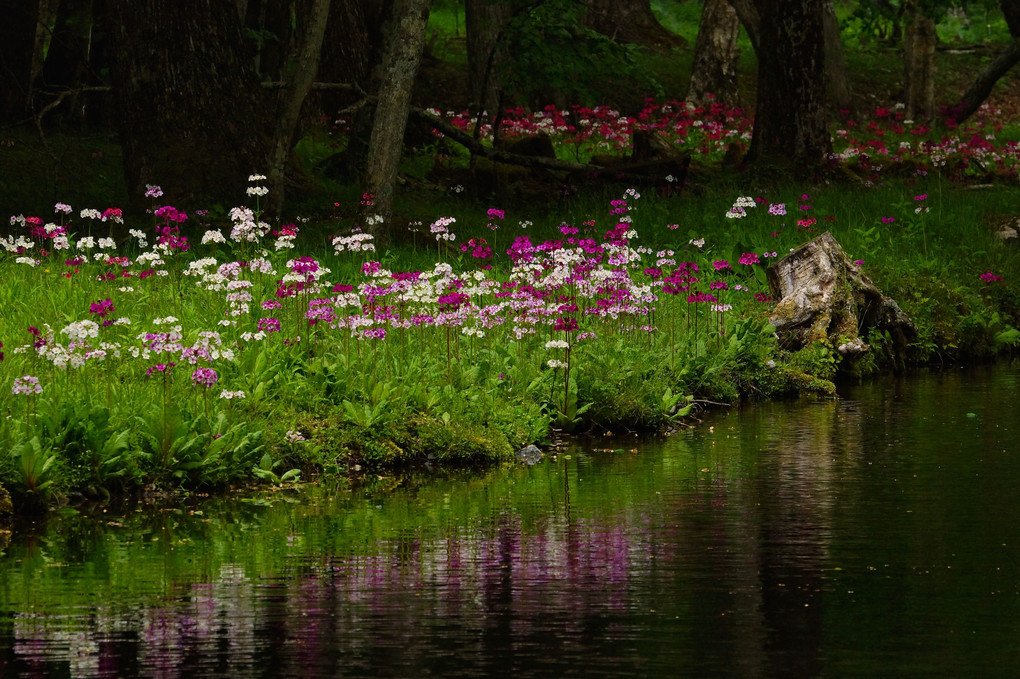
[465,0,521,121]
[727,0,760,52]
[949,40,1020,123]
[580,0,685,49]
[767,232,916,354]
[362,0,432,235]
[104,0,268,208]
[902,0,936,122]
[745,0,831,168]
[948,0,1020,124]
[266,0,331,215]
[823,0,853,112]
[686,0,741,109]
[0,1,41,122]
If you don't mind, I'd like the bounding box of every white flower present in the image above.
[248,174,267,182]
[202,229,226,244]
[545,340,569,350]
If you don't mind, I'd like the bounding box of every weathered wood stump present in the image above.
[767,232,916,354]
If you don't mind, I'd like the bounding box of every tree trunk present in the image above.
[948,0,1020,124]
[902,0,936,122]
[823,0,853,112]
[104,0,268,209]
[41,0,109,126]
[686,0,741,109]
[767,232,916,355]
[362,0,432,236]
[0,1,40,122]
[745,0,831,168]
[266,0,331,215]
[1003,0,1020,36]
[727,0,760,51]
[465,0,520,121]
[580,0,684,49]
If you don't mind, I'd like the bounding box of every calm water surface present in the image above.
[1,365,1018,678]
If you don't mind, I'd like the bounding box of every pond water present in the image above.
[1,364,1019,678]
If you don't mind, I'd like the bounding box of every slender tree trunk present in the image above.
[104,0,268,208]
[727,0,760,51]
[823,0,853,112]
[949,0,1020,124]
[580,0,685,49]
[362,0,432,236]
[902,0,936,122]
[949,40,1020,123]
[745,0,831,168]
[686,0,741,109]
[266,0,331,215]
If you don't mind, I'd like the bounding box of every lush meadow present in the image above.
[2,103,1020,510]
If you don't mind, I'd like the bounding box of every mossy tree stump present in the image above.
[766,231,916,356]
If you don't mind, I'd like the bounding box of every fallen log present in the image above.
[767,232,916,355]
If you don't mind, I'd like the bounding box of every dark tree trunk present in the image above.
[727,0,759,51]
[104,0,268,209]
[949,0,1020,124]
[1003,0,1020,36]
[362,0,432,235]
[266,0,331,215]
[745,0,831,168]
[580,0,684,49]
[0,1,42,122]
[317,0,380,111]
[317,0,394,183]
[823,0,853,112]
[902,0,936,122]
[41,0,109,125]
[465,0,520,121]
[686,0,741,109]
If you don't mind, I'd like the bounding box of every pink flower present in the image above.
[191,367,218,388]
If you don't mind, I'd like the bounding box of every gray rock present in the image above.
[515,444,543,465]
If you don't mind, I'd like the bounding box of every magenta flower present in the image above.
[738,252,760,266]
[191,367,218,389]
[258,318,281,333]
[90,298,115,318]
[980,270,1003,283]
[146,362,176,376]
[553,317,579,333]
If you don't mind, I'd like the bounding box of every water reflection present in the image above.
[1,365,1018,677]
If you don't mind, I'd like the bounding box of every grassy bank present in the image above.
[1,150,1018,514]
[3,4,1020,513]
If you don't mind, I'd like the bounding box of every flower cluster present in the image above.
[12,375,42,395]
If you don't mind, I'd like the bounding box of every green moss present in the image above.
[405,416,514,465]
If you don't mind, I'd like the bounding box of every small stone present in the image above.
[515,445,543,465]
